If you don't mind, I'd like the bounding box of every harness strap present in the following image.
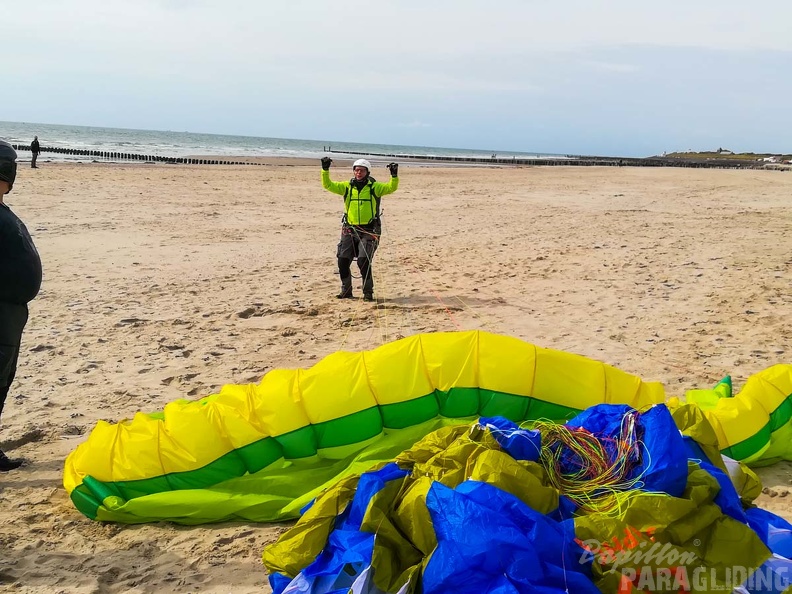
[343,178,380,226]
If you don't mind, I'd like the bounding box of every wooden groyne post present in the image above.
[10,144,266,166]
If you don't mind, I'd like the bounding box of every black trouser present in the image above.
[0,302,29,421]
[31,152,38,168]
[337,225,379,295]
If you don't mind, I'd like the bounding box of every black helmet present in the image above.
[0,139,18,192]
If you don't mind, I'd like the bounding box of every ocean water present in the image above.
[0,120,561,162]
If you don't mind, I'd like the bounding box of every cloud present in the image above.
[361,72,543,94]
[3,1,792,156]
[398,121,432,129]
[583,61,640,74]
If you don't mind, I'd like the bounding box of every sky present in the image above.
[5,0,792,157]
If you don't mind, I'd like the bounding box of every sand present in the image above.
[1,160,791,593]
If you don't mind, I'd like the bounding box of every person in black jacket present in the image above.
[0,140,42,471]
[30,136,40,169]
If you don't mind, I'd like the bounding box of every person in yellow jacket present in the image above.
[320,157,399,301]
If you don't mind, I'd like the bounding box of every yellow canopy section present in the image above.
[63,330,665,523]
[680,364,792,465]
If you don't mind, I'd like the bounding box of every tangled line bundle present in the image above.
[534,410,648,515]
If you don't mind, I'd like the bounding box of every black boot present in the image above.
[363,292,374,302]
[337,275,353,299]
[336,286,354,299]
[0,449,22,471]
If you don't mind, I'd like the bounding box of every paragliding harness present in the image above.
[341,177,382,241]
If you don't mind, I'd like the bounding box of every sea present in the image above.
[1,120,563,163]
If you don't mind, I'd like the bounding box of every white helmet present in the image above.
[353,158,371,172]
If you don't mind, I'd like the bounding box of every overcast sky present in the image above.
[5,0,791,156]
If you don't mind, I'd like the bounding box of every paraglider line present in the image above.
[403,261,462,331]
[532,409,650,515]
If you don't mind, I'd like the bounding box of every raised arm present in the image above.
[374,162,400,196]
[320,157,348,196]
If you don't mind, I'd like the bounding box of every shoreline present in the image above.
[12,143,791,171]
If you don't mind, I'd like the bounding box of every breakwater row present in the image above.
[11,144,779,170]
[331,149,773,170]
[11,144,264,166]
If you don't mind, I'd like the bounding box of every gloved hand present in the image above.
[321,157,332,170]
[387,162,398,177]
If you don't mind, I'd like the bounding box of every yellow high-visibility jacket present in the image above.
[321,171,399,226]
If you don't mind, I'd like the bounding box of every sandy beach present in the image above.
[1,160,791,593]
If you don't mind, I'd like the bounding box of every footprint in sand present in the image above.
[0,427,46,450]
[115,318,148,327]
